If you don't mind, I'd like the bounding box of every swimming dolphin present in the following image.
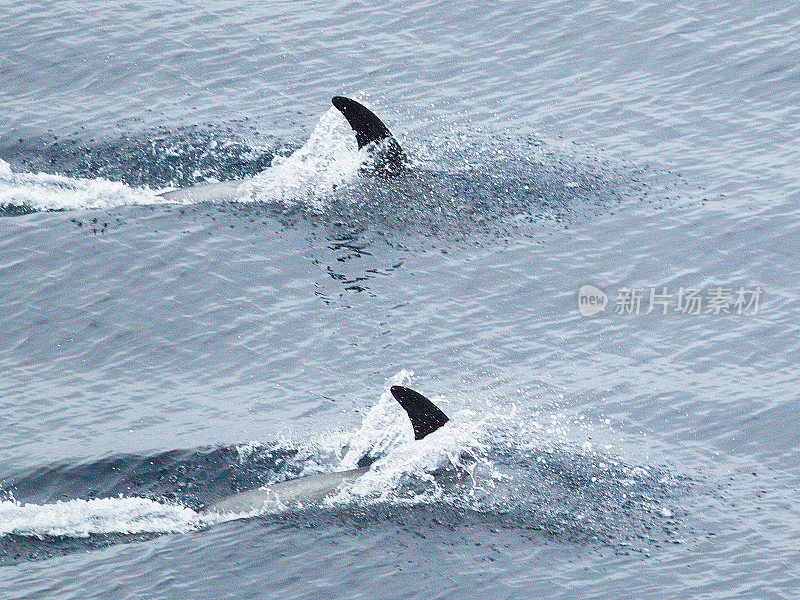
[199,385,448,516]
[157,96,406,203]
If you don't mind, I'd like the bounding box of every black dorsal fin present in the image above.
[390,386,449,440]
[331,96,407,176]
[331,96,394,149]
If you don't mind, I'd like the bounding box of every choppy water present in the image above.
[1,1,799,598]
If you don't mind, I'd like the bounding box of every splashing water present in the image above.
[239,107,364,210]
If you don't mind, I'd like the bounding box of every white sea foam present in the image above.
[0,159,163,212]
[0,497,202,538]
[239,107,364,210]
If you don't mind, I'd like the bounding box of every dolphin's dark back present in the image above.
[390,386,450,440]
[331,96,407,177]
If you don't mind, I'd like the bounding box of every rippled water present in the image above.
[1,1,799,598]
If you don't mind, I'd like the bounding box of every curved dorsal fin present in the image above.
[331,96,407,176]
[390,386,449,440]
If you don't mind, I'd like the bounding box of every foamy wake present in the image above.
[0,107,364,214]
[0,497,203,538]
[0,159,163,212]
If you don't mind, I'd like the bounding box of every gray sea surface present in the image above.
[1,1,799,598]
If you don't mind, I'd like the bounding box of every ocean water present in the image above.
[1,0,799,598]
